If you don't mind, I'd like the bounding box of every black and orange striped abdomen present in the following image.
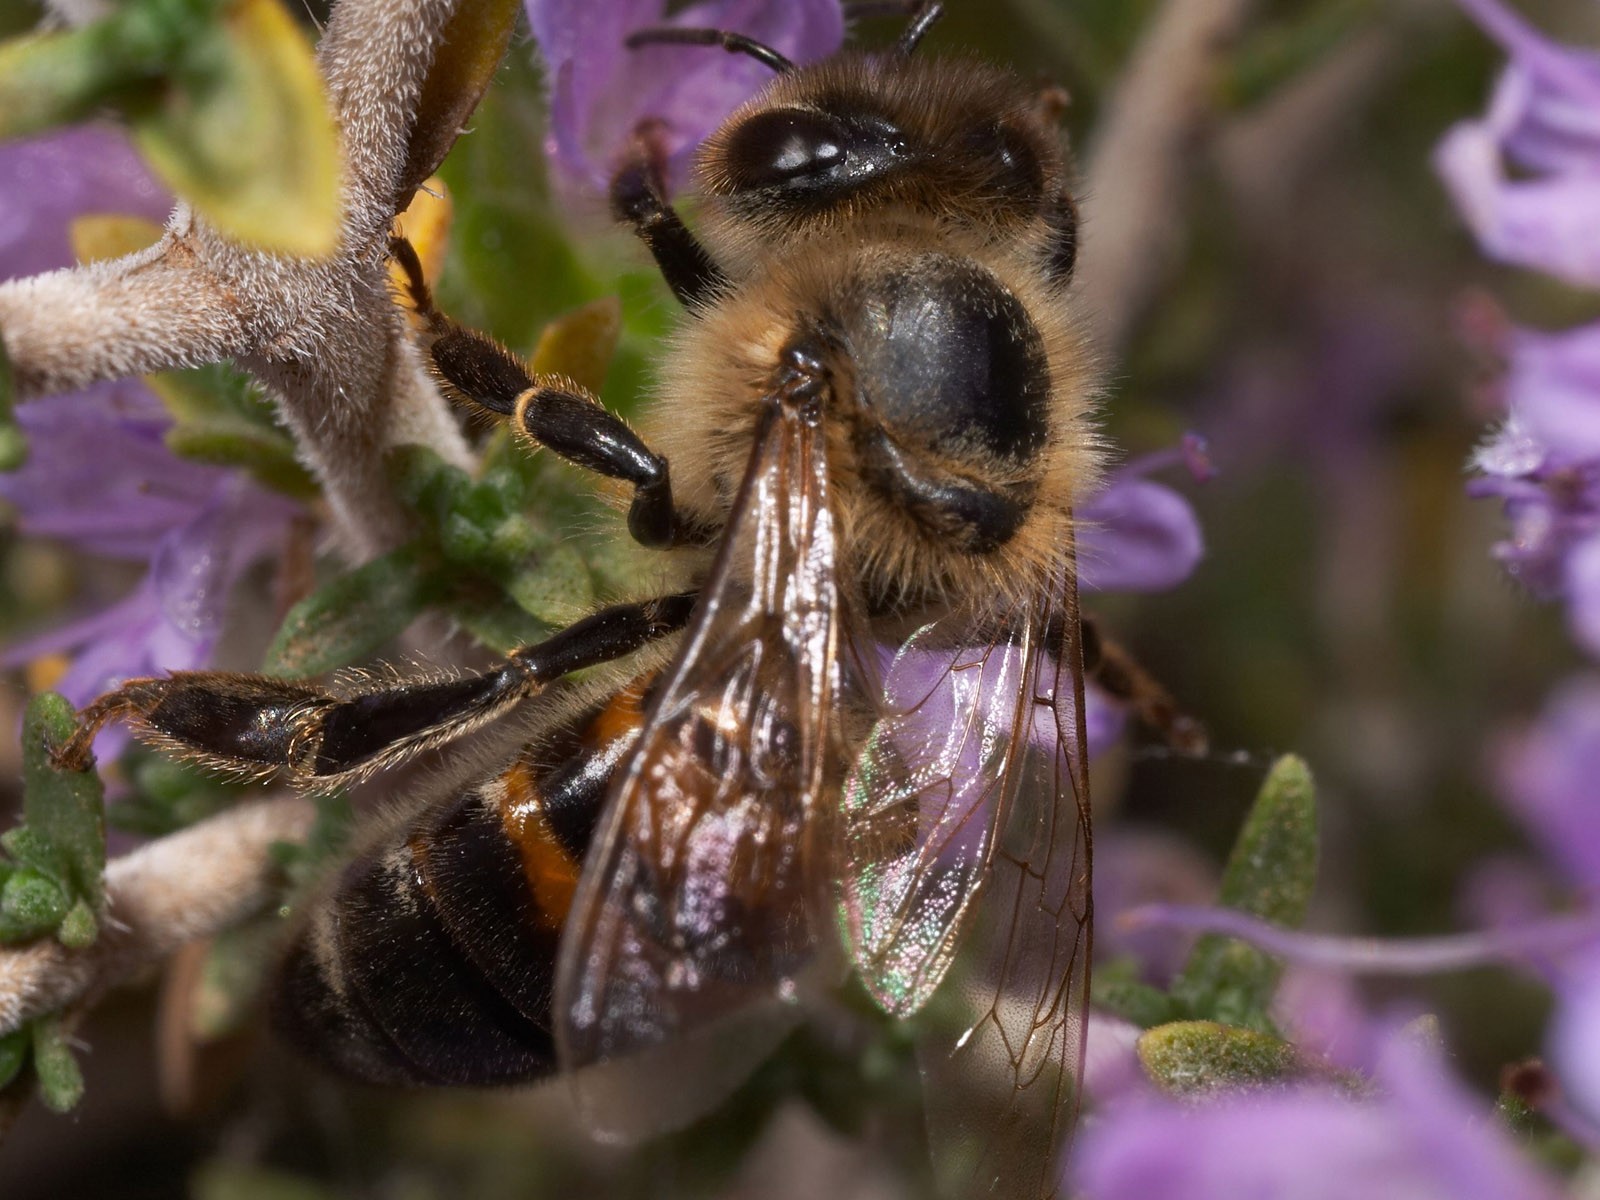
[272,681,651,1085]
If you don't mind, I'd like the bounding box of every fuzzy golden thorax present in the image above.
[645,211,1101,625]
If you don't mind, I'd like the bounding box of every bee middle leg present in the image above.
[56,593,696,780]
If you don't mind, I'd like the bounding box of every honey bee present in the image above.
[61,3,1097,1195]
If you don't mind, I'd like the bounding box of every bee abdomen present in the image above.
[271,688,644,1086]
[272,816,556,1086]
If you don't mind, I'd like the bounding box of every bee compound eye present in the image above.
[723,108,850,190]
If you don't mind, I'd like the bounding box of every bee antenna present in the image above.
[895,1,943,54]
[624,27,794,74]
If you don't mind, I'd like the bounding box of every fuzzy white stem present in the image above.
[0,0,481,558]
[1077,0,1258,355]
[0,796,316,1037]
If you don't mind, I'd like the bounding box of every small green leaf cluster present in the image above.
[1,693,106,948]
[1096,755,1324,1094]
[0,694,112,1115]
[149,362,319,499]
[0,1015,84,1115]
[267,434,637,676]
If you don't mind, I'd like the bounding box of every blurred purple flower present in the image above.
[1074,1025,1565,1200]
[1499,680,1600,1123]
[0,125,170,283]
[1443,5,1600,654]
[0,127,294,759]
[1435,0,1600,289]
[1093,830,1216,982]
[1468,413,1600,621]
[1080,440,1208,594]
[527,0,845,198]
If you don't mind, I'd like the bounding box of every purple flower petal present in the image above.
[1074,1025,1563,1200]
[1084,683,1127,758]
[1093,829,1216,982]
[1504,322,1600,460]
[1436,4,1600,288]
[1083,1011,1147,1106]
[527,0,845,197]
[1548,957,1600,1125]
[0,381,228,559]
[1567,537,1600,655]
[0,125,169,283]
[1079,478,1204,593]
[3,476,294,759]
[1497,677,1600,892]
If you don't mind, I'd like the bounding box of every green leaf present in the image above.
[268,791,351,895]
[264,545,435,678]
[1092,962,1179,1029]
[1137,1021,1303,1096]
[146,363,319,497]
[55,899,98,951]
[164,422,319,498]
[1171,755,1318,1030]
[130,0,340,256]
[398,0,521,203]
[528,295,623,396]
[504,543,594,627]
[0,870,70,942]
[450,596,552,654]
[0,329,23,471]
[388,444,475,535]
[110,751,238,837]
[0,1029,27,1091]
[31,1016,84,1114]
[20,693,107,921]
[0,21,170,138]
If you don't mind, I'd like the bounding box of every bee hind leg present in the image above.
[55,593,697,780]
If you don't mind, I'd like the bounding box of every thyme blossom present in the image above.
[526,0,845,198]
[0,127,297,754]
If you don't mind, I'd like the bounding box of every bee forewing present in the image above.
[553,394,839,1140]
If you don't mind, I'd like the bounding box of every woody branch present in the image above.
[0,0,487,558]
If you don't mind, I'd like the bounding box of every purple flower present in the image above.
[1434,0,1600,289]
[526,0,845,198]
[0,388,297,760]
[0,127,295,759]
[1468,412,1600,616]
[1498,680,1600,1123]
[1074,1025,1565,1200]
[1080,440,1208,594]
[0,125,170,283]
[1443,3,1600,653]
[1093,830,1217,982]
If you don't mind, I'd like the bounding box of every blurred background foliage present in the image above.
[2,0,1599,1195]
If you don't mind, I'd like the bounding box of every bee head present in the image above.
[696,53,1073,267]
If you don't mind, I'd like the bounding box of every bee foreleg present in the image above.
[55,593,697,781]
[1079,614,1208,755]
[609,161,727,310]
